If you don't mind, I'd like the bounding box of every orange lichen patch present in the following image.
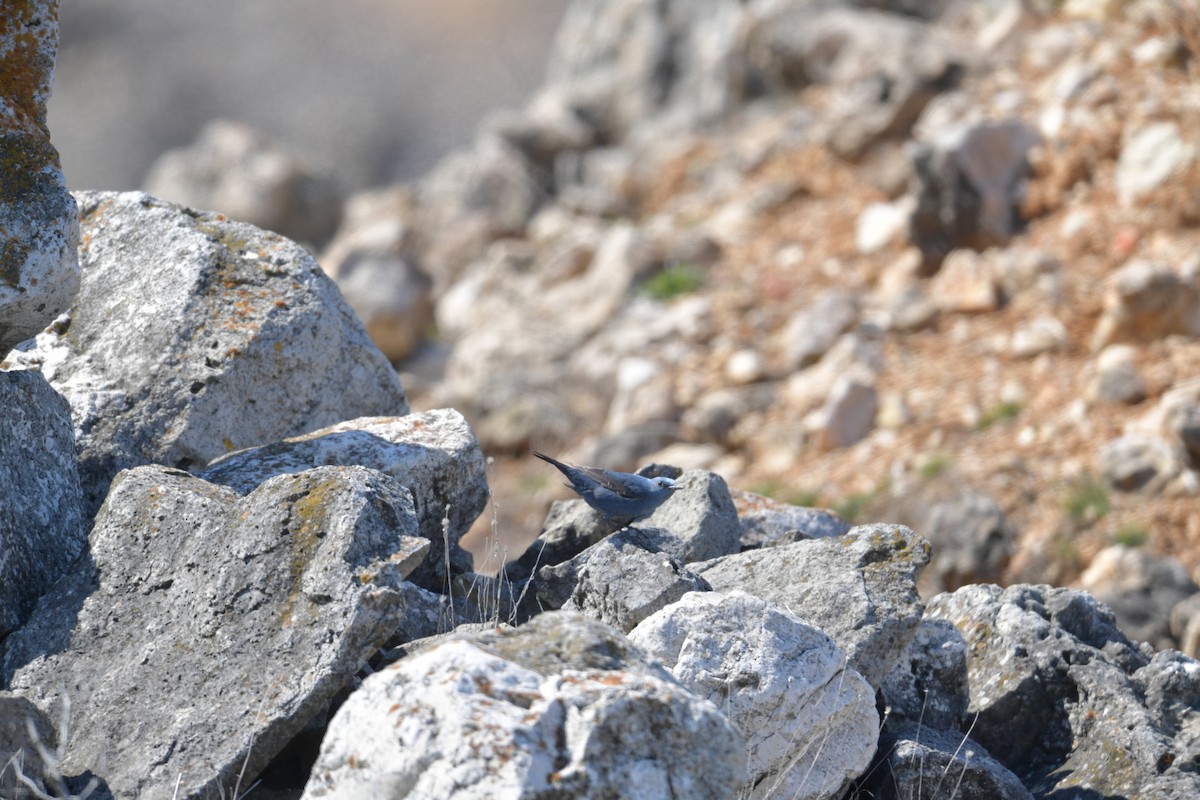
[0,0,59,129]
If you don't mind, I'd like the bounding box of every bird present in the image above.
[533,451,679,528]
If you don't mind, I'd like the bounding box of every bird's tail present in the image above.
[533,451,567,470]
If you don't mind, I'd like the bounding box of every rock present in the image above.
[724,348,766,385]
[920,489,1015,593]
[418,133,544,284]
[199,409,488,585]
[1079,546,1198,650]
[0,464,429,800]
[1092,260,1200,349]
[856,200,911,254]
[603,356,677,435]
[1169,593,1200,658]
[880,284,940,332]
[909,120,1039,268]
[301,612,746,799]
[928,584,1200,797]
[1088,344,1147,405]
[1097,434,1180,493]
[879,617,969,730]
[692,524,931,687]
[538,0,750,144]
[0,371,86,638]
[1010,314,1067,358]
[0,692,58,799]
[1164,396,1200,468]
[861,722,1034,800]
[319,188,434,362]
[1116,122,1194,207]
[746,7,961,159]
[143,119,343,248]
[930,249,1001,313]
[732,488,850,550]
[3,191,409,515]
[630,591,877,800]
[0,0,81,357]
[503,498,613,585]
[809,371,878,449]
[780,289,860,369]
[680,384,776,445]
[537,526,712,632]
[639,469,742,563]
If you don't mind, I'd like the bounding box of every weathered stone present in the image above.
[1092,260,1200,349]
[1,464,428,800]
[745,7,960,155]
[0,370,86,637]
[144,119,343,248]
[503,498,613,585]
[909,120,1039,268]
[680,384,776,445]
[639,469,742,563]
[630,591,877,800]
[4,191,409,514]
[926,584,1200,797]
[879,617,969,730]
[1116,122,1194,207]
[535,526,710,631]
[693,524,930,687]
[921,489,1015,593]
[862,722,1033,800]
[780,289,860,370]
[733,489,850,549]
[0,692,58,800]
[810,371,878,449]
[319,187,434,362]
[302,612,746,799]
[0,0,80,357]
[930,249,1001,313]
[200,409,488,584]
[1088,343,1147,405]
[1011,315,1067,358]
[1097,434,1180,494]
[1079,546,1198,650]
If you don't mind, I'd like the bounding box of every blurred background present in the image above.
[49,0,565,193]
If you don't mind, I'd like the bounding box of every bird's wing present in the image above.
[577,465,645,499]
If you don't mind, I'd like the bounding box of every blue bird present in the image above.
[533,452,679,527]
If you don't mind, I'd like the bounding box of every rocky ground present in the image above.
[367,0,1200,651]
[8,0,1200,798]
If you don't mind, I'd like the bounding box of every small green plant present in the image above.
[640,262,704,300]
[917,452,952,479]
[1113,525,1149,548]
[1063,477,1109,524]
[975,401,1023,431]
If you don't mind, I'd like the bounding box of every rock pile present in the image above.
[6,1,1200,799]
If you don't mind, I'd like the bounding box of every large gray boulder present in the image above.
[200,409,489,584]
[928,584,1200,798]
[3,191,410,514]
[0,370,87,638]
[301,612,746,799]
[639,469,741,562]
[0,464,428,800]
[0,0,80,357]
[692,523,930,687]
[630,591,877,800]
